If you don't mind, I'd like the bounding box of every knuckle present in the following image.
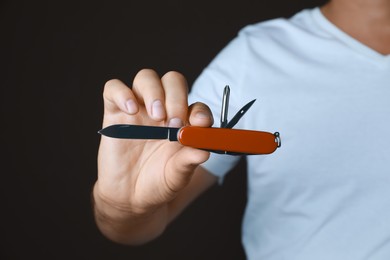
[137,68,156,76]
[103,79,120,96]
[193,102,213,118]
[133,69,160,90]
[162,72,189,97]
[162,70,183,80]
[104,79,118,89]
[193,101,208,110]
[134,68,157,81]
[162,71,187,87]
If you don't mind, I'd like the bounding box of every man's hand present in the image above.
[93,69,214,244]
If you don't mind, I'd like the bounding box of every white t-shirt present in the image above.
[189,7,390,260]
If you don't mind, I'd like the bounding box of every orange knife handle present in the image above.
[177,126,280,155]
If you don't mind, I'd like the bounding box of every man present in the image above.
[93,0,390,258]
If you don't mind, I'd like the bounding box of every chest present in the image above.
[240,67,390,192]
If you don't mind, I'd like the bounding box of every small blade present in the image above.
[98,124,180,141]
[225,99,256,129]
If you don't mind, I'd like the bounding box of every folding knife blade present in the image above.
[98,124,180,141]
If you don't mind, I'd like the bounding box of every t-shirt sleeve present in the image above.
[188,30,250,182]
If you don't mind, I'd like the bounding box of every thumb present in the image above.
[165,102,213,192]
[164,146,210,193]
[162,102,213,192]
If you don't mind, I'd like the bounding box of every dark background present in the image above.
[1,0,326,259]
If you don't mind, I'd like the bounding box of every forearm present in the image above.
[92,185,168,245]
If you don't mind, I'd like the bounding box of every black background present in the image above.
[1,0,326,259]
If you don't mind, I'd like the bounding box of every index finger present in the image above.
[103,79,139,115]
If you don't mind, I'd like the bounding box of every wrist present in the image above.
[92,183,169,244]
[92,183,146,222]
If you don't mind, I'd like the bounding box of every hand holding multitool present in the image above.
[98,86,281,155]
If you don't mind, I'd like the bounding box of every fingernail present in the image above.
[151,100,165,119]
[125,99,138,114]
[168,118,183,127]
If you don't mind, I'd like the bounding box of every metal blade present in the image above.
[98,124,180,141]
[225,99,256,129]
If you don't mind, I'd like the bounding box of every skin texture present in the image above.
[93,0,390,245]
[321,0,390,54]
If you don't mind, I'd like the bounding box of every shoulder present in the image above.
[237,8,320,49]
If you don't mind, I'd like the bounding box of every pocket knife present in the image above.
[98,86,281,155]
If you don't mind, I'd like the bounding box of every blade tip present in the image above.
[98,127,109,136]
